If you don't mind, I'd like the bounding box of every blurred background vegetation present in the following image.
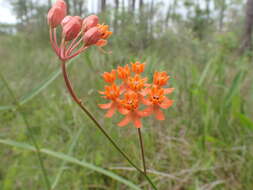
[0,0,253,189]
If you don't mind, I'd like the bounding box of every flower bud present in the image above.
[55,0,67,9]
[83,27,102,46]
[47,0,67,28]
[61,16,82,41]
[83,15,99,32]
[61,15,71,27]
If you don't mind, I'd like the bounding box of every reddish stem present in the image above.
[61,62,81,104]
[49,28,57,54]
[53,28,59,55]
[65,31,83,56]
[60,38,66,60]
[66,37,83,56]
[65,46,88,61]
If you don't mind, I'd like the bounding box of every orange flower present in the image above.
[83,24,112,47]
[99,84,123,118]
[127,74,147,92]
[143,86,173,120]
[117,64,131,80]
[99,62,174,127]
[131,61,145,74]
[97,24,113,39]
[153,71,170,87]
[117,92,147,128]
[96,24,112,47]
[102,70,116,83]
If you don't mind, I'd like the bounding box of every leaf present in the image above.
[206,135,226,147]
[235,113,253,131]
[197,60,213,87]
[0,61,73,111]
[224,70,245,107]
[0,139,141,190]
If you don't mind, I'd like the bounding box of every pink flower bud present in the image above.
[47,0,67,28]
[61,15,71,27]
[61,16,82,41]
[55,0,67,9]
[82,15,99,32]
[83,27,102,46]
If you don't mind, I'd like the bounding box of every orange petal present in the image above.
[96,39,107,47]
[98,91,105,95]
[142,98,152,106]
[154,108,165,120]
[164,88,175,94]
[118,106,129,115]
[133,117,142,128]
[160,98,173,109]
[118,114,131,127]
[105,105,116,118]
[98,102,112,109]
[137,107,152,117]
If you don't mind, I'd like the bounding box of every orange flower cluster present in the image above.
[99,62,174,128]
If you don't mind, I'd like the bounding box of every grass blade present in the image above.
[197,60,213,87]
[236,113,253,131]
[0,139,142,190]
[225,70,245,107]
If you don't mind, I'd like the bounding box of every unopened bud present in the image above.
[61,16,82,41]
[47,0,67,28]
[83,27,102,46]
[82,15,99,32]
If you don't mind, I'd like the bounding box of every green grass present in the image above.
[0,29,253,190]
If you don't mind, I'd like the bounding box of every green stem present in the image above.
[0,72,51,190]
[137,128,147,175]
[61,62,157,190]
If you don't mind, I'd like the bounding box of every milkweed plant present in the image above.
[47,0,174,189]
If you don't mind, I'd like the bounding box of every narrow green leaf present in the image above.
[225,70,245,107]
[197,60,212,87]
[0,139,141,190]
[236,113,253,130]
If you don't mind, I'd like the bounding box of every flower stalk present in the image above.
[137,128,147,175]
